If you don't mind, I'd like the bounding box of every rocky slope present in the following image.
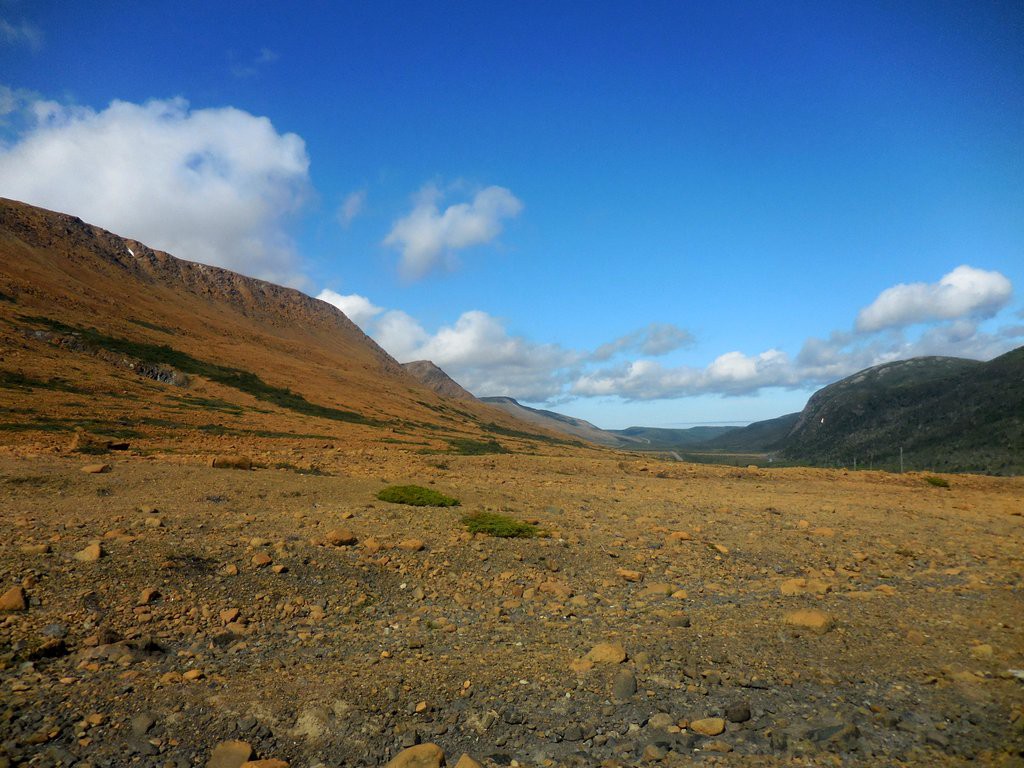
[401,361,478,401]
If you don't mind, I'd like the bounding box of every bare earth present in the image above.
[2,448,1023,767]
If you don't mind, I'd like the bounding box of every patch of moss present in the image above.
[376,485,460,507]
[462,511,536,538]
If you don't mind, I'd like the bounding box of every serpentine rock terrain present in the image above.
[1,199,1022,766]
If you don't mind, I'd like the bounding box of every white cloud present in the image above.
[0,18,42,50]
[590,322,694,361]
[337,190,366,227]
[855,265,1012,333]
[0,95,311,287]
[319,265,1020,406]
[316,289,383,328]
[383,184,523,279]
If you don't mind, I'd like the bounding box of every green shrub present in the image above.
[462,511,536,538]
[448,438,509,455]
[376,485,460,507]
[924,476,950,488]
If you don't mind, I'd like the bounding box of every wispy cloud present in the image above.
[336,189,366,227]
[0,18,42,50]
[0,95,311,287]
[383,184,523,280]
[230,47,280,78]
[590,322,694,361]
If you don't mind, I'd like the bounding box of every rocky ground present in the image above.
[2,449,1023,767]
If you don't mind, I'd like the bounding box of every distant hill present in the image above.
[608,425,737,450]
[480,396,625,446]
[697,412,800,452]
[778,351,1024,474]
[401,360,477,400]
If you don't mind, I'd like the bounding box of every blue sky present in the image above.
[1,1,1022,428]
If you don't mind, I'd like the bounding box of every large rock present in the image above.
[584,642,627,664]
[0,586,27,612]
[689,717,726,736]
[207,740,253,768]
[385,743,445,768]
[783,608,834,634]
[325,529,358,546]
[74,543,104,562]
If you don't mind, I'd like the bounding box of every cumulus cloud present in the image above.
[0,96,311,286]
[383,184,523,279]
[321,264,1020,407]
[0,18,42,50]
[855,265,1012,333]
[316,289,383,328]
[336,190,366,227]
[590,322,695,361]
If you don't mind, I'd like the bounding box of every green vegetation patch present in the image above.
[128,318,174,334]
[462,511,536,538]
[0,369,85,393]
[376,485,460,507]
[447,437,509,455]
[481,421,576,445]
[19,315,378,426]
[924,476,950,488]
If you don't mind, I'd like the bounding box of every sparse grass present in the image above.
[19,315,378,425]
[273,462,332,476]
[448,438,509,455]
[73,444,111,455]
[481,421,576,445]
[462,511,536,538]
[925,476,950,488]
[173,395,245,414]
[376,485,460,507]
[128,318,175,334]
[0,370,85,393]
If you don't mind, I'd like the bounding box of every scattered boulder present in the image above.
[584,642,627,664]
[74,542,104,562]
[385,743,445,768]
[689,717,726,736]
[0,586,27,612]
[210,455,252,470]
[398,538,425,552]
[207,740,253,768]
[784,608,834,634]
[325,529,358,546]
[80,463,111,474]
[611,668,637,700]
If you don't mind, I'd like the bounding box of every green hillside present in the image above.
[779,348,1024,474]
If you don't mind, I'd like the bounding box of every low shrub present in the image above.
[462,511,536,538]
[924,476,950,488]
[376,485,460,507]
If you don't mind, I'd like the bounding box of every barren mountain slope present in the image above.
[401,360,478,401]
[0,198,576,460]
